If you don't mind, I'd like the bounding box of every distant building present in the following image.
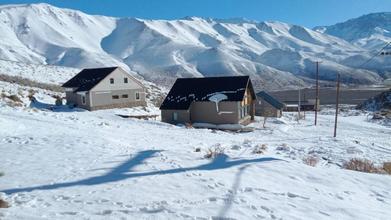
[160,76,256,125]
[256,91,284,117]
[284,99,320,112]
[62,67,146,110]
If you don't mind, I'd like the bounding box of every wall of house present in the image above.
[256,98,282,118]
[87,68,146,110]
[161,110,191,124]
[190,101,240,124]
[65,90,78,105]
[89,89,146,108]
[92,68,144,91]
[65,90,90,109]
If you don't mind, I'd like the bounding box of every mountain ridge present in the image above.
[0,3,389,90]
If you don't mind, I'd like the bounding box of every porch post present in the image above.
[251,100,255,120]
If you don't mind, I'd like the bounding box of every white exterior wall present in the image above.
[91,68,144,92]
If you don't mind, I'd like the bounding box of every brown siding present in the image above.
[160,82,256,125]
[190,101,240,124]
[161,110,190,124]
[256,99,282,118]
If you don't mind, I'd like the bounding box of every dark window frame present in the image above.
[135,92,140,100]
[110,78,114,84]
[112,95,119,99]
[122,94,129,98]
[124,78,128,83]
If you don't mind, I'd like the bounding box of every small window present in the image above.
[110,78,114,84]
[173,112,178,121]
[122,94,128,98]
[81,95,86,104]
[112,95,119,99]
[135,92,140,100]
[124,78,128,83]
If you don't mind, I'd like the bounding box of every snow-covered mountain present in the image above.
[315,12,391,50]
[314,12,391,77]
[0,3,388,89]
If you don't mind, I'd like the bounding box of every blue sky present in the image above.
[1,0,391,27]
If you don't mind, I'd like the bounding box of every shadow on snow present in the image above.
[1,150,281,194]
[29,98,85,112]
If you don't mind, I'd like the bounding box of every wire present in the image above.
[358,41,391,69]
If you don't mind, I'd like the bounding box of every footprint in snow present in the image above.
[287,192,309,200]
[60,211,78,216]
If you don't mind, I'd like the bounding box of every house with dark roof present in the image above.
[160,76,256,125]
[256,91,285,117]
[62,67,146,110]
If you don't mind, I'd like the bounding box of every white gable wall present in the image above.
[91,68,144,92]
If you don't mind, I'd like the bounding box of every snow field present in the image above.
[0,95,390,219]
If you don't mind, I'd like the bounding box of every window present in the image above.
[172,112,178,121]
[81,95,86,104]
[122,94,128,98]
[239,105,250,118]
[124,78,128,83]
[110,78,114,84]
[135,92,140,100]
[112,95,119,99]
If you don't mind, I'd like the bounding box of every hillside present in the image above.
[0,3,388,89]
[314,12,391,77]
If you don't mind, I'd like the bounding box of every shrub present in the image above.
[383,162,391,174]
[0,74,63,92]
[0,199,9,208]
[204,145,225,159]
[253,144,267,154]
[0,172,3,177]
[303,155,319,167]
[276,143,290,152]
[7,94,22,103]
[343,158,379,173]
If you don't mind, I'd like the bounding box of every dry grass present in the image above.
[383,162,391,174]
[0,199,9,208]
[0,74,63,92]
[7,94,22,103]
[343,158,379,173]
[276,143,290,152]
[204,145,225,159]
[253,144,268,154]
[303,155,319,167]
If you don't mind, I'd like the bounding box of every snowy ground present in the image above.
[1,96,391,219]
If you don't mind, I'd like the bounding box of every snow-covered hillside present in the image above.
[0,60,166,106]
[315,12,391,50]
[0,3,387,89]
[0,98,391,219]
[314,13,391,77]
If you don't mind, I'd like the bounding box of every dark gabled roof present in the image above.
[160,76,256,110]
[62,67,118,92]
[257,91,285,109]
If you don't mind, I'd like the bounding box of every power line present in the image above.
[358,41,391,69]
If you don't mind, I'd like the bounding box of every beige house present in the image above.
[160,76,256,125]
[256,91,285,118]
[62,67,146,110]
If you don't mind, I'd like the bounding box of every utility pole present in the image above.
[303,89,306,119]
[315,61,320,126]
[334,74,340,138]
[298,89,301,122]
